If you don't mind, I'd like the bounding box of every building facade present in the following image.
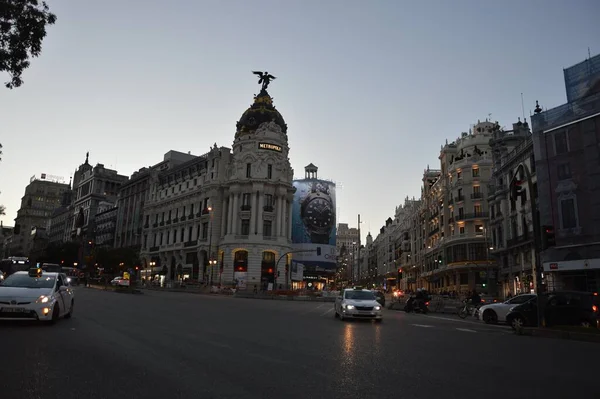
[70,154,128,241]
[113,151,197,250]
[488,119,537,296]
[11,175,70,256]
[48,182,74,245]
[140,87,295,290]
[532,53,600,293]
[336,223,359,281]
[95,202,118,248]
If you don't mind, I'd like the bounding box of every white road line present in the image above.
[411,324,434,328]
[423,314,510,329]
[320,307,335,316]
[456,328,477,333]
[300,303,326,315]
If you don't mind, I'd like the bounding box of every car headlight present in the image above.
[345,304,355,310]
[374,306,381,311]
[36,295,50,304]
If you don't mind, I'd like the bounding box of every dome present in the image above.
[236,89,287,138]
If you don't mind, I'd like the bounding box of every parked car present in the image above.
[476,294,537,324]
[506,291,599,330]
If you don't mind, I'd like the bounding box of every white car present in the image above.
[334,287,383,322]
[111,277,130,287]
[477,294,536,324]
[0,268,75,323]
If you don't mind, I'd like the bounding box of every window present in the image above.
[474,204,482,215]
[202,222,209,239]
[242,193,251,206]
[267,164,272,179]
[459,226,465,235]
[246,163,251,178]
[241,219,250,235]
[188,226,193,241]
[234,250,248,272]
[554,131,568,155]
[173,230,177,243]
[263,220,272,237]
[472,168,480,177]
[265,194,273,207]
[560,198,578,229]
[168,210,172,221]
[557,163,571,180]
[475,224,484,234]
[457,171,462,179]
[458,207,464,218]
[180,228,185,242]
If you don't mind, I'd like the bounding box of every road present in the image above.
[1,288,598,399]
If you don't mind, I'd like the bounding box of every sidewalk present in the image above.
[517,326,600,343]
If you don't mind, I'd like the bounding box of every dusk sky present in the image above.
[1,0,599,242]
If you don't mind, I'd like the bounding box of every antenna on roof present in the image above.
[521,93,526,121]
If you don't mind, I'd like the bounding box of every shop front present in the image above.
[543,259,600,293]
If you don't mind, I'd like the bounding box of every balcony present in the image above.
[506,233,532,248]
[184,240,197,248]
[428,227,440,237]
[240,205,251,211]
[470,192,483,200]
[173,217,179,223]
[448,197,454,205]
[454,195,465,202]
[149,246,159,252]
[202,208,210,215]
[144,223,149,229]
[166,219,171,225]
[159,221,165,226]
[263,205,274,212]
[455,212,489,221]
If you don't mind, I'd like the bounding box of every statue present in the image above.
[252,71,276,90]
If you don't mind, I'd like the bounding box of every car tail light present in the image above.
[593,305,598,312]
[425,302,430,306]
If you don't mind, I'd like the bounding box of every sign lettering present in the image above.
[258,142,282,152]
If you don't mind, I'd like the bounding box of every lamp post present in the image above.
[510,162,545,327]
[207,206,214,284]
[149,261,156,283]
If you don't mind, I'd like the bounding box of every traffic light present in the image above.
[542,225,556,249]
[267,268,273,274]
[397,268,402,279]
[316,247,322,256]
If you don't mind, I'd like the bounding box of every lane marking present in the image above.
[411,324,434,328]
[456,328,477,333]
[320,307,335,316]
[300,303,326,315]
[421,314,511,329]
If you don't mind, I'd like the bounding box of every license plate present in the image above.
[1,307,25,313]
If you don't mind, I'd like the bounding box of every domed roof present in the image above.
[236,89,287,137]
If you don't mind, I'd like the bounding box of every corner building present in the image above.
[141,87,295,291]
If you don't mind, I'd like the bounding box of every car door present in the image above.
[55,275,69,316]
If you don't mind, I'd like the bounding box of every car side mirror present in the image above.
[59,285,68,292]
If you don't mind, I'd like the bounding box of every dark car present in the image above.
[372,291,385,307]
[506,291,599,330]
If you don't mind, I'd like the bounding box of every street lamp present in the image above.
[149,261,156,282]
[207,205,214,284]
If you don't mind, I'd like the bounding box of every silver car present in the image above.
[334,287,383,322]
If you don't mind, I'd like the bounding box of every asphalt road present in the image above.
[1,288,598,399]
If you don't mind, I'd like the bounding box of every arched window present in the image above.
[261,251,276,275]
[234,250,248,272]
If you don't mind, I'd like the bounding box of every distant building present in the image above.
[95,202,118,248]
[11,175,70,256]
[70,153,128,241]
[336,223,359,281]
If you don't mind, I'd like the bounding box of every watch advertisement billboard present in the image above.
[291,179,337,271]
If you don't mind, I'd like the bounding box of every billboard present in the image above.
[291,179,337,271]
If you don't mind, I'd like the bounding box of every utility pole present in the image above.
[357,214,362,282]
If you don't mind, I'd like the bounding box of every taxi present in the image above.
[0,267,75,323]
[334,286,383,322]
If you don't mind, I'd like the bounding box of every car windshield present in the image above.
[345,291,375,300]
[1,274,56,289]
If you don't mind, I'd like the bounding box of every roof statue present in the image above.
[252,71,276,91]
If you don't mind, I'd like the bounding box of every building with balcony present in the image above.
[336,223,359,281]
[70,154,128,242]
[11,175,70,256]
[140,86,295,290]
[397,197,421,291]
[48,181,74,245]
[113,151,196,251]
[95,202,118,248]
[532,53,600,293]
[488,119,537,297]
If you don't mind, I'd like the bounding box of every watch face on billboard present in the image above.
[291,178,337,270]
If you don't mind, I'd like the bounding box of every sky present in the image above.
[1,0,599,243]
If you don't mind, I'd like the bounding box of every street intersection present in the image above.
[1,288,598,399]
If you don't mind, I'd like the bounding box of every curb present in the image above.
[84,285,143,295]
[516,327,600,343]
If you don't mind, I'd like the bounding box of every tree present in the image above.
[0,0,57,89]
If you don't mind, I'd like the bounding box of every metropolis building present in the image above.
[140,83,295,291]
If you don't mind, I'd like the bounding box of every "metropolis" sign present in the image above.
[258,142,282,152]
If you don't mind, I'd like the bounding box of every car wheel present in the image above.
[510,316,525,330]
[483,309,498,324]
[65,300,74,319]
